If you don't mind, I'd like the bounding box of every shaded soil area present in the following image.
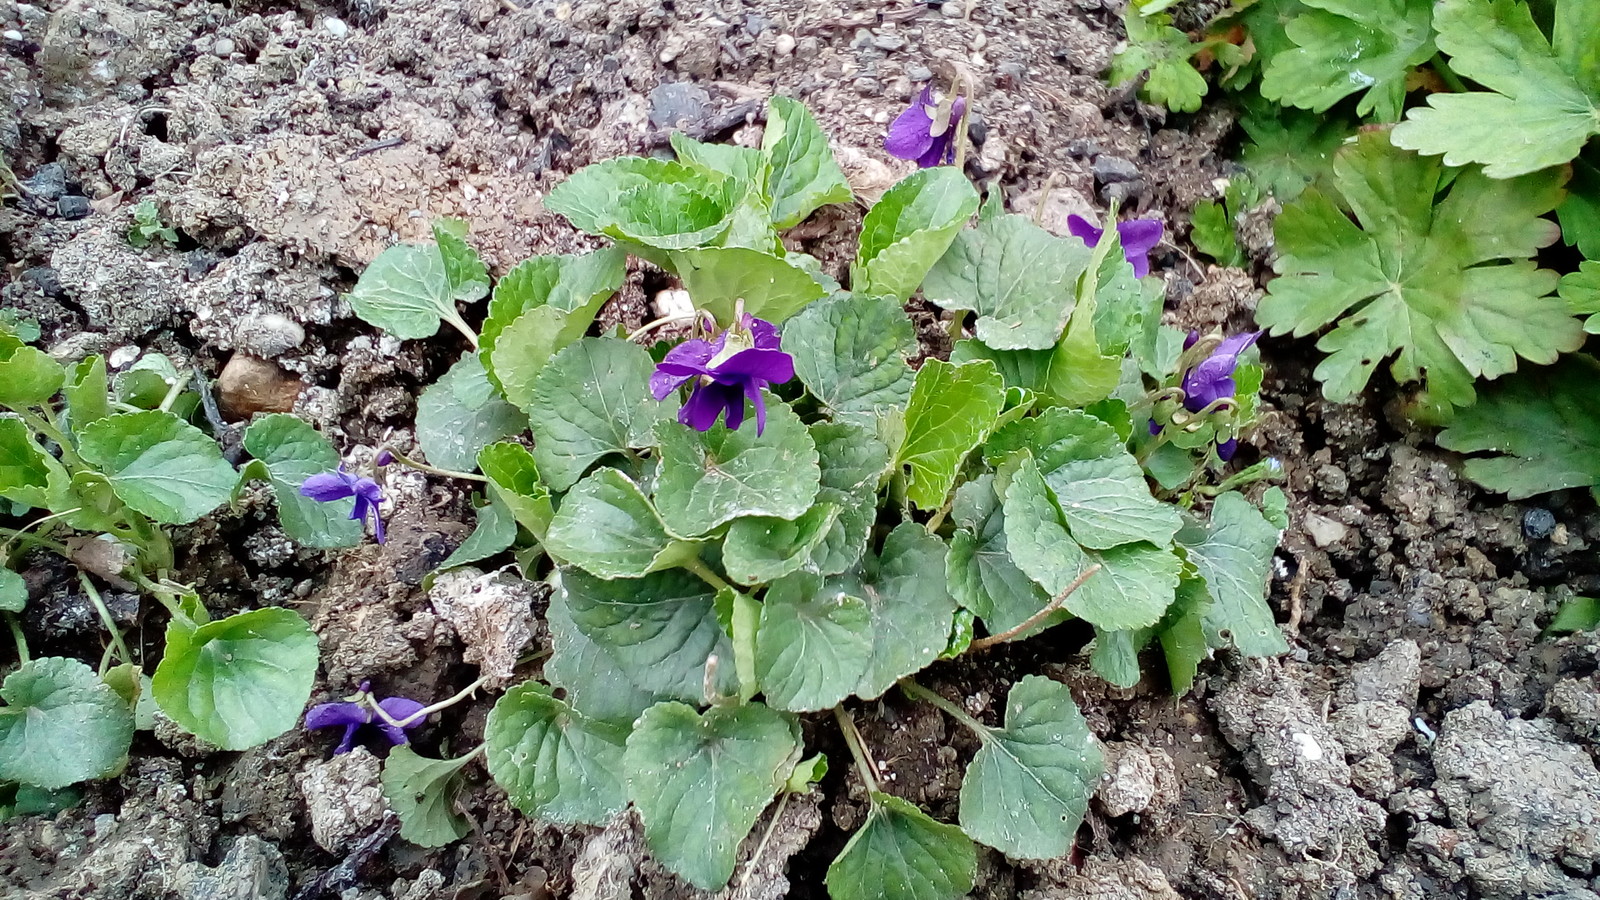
[3,1,1599,899]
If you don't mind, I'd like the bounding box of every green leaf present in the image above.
[152,607,319,750]
[439,495,517,570]
[0,333,64,409]
[853,168,981,302]
[478,442,554,541]
[546,157,738,252]
[1108,10,1207,113]
[1159,575,1212,694]
[1560,261,1600,334]
[242,414,364,549]
[653,399,819,538]
[1000,454,1179,631]
[1257,132,1576,409]
[78,411,237,525]
[1191,199,1245,267]
[416,354,528,473]
[344,243,473,342]
[543,588,663,726]
[0,565,23,613]
[673,247,829,325]
[755,572,873,712]
[1547,596,1600,635]
[64,356,110,435]
[1436,355,1600,498]
[1044,280,1123,408]
[485,680,627,826]
[1238,101,1348,202]
[724,503,841,586]
[114,353,181,410]
[545,468,699,579]
[1091,627,1150,689]
[806,422,888,576]
[783,293,918,422]
[922,213,1093,351]
[560,568,737,704]
[897,359,1004,510]
[1178,492,1287,657]
[480,249,627,393]
[839,524,957,700]
[432,219,489,303]
[985,408,1181,549]
[671,132,767,196]
[381,746,473,848]
[946,476,1057,638]
[1391,0,1600,178]
[0,657,134,789]
[825,792,977,900]
[529,338,667,492]
[1259,0,1434,122]
[624,701,800,891]
[1559,155,1600,260]
[957,675,1102,858]
[763,95,854,229]
[0,416,67,511]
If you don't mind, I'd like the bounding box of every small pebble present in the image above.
[56,195,91,220]
[873,33,907,52]
[20,162,66,203]
[773,34,795,56]
[1522,508,1557,540]
[323,16,348,38]
[1092,154,1141,185]
[213,37,235,57]
[217,355,306,420]
[941,1,965,17]
[907,64,932,82]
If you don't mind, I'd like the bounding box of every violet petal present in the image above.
[885,88,938,161]
[305,700,369,731]
[300,470,358,502]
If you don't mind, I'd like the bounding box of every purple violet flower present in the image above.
[304,681,426,754]
[300,465,387,543]
[885,86,967,168]
[1181,331,1261,414]
[1066,214,1164,278]
[650,314,795,435]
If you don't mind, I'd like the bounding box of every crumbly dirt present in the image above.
[4,1,1600,899]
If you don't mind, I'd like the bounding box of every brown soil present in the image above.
[3,1,1600,899]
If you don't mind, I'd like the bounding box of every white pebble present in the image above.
[774,34,796,56]
[323,16,348,38]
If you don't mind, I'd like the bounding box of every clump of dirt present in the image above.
[5,0,1600,899]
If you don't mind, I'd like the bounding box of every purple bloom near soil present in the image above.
[300,465,387,543]
[651,315,794,435]
[304,682,426,754]
[1066,214,1164,278]
[1180,331,1262,461]
[885,86,967,168]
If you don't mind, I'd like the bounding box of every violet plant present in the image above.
[331,95,1286,894]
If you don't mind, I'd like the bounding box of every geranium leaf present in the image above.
[1436,355,1600,499]
[529,337,669,492]
[1000,454,1179,631]
[853,168,981,302]
[1107,10,1206,113]
[242,414,363,548]
[559,568,737,704]
[825,792,977,900]
[344,242,474,342]
[0,657,134,789]
[922,213,1093,351]
[544,468,699,579]
[672,247,828,325]
[1560,261,1600,334]
[653,399,819,538]
[783,293,918,422]
[1237,99,1347,202]
[955,675,1102,858]
[381,746,474,848]
[485,680,627,826]
[763,95,855,229]
[1259,0,1434,123]
[897,359,1004,510]
[1177,491,1288,657]
[416,354,528,473]
[478,442,554,541]
[78,411,237,525]
[543,588,663,727]
[839,523,957,699]
[1257,132,1577,410]
[755,572,873,712]
[624,700,800,890]
[1391,0,1600,178]
[152,607,319,750]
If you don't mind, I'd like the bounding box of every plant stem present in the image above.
[627,313,700,343]
[737,791,792,891]
[380,447,487,482]
[967,563,1101,652]
[0,508,83,556]
[899,678,989,736]
[17,408,82,469]
[0,529,74,558]
[156,372,193,414]
[682,556,734,594]
[5,612,28,665]
[78,573,133,672]
[833,706,881,794]
[925,489,957,534]
[365,673,490,729]
[444,311,481,351]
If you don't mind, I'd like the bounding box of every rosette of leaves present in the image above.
[1255,130,1582,412]
[1258,0,1435,123]
[1108,6,1209,113]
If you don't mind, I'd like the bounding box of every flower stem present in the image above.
[365,673,490,730]
[5,612,28,665]
[78,572,133,673]
[833,706,881,794]
[967,563,1100,651]
[627,313,700,343]
[379,447,487,482]
[156,372,193,414]
[737,791,792,891]
[899,678,989,737]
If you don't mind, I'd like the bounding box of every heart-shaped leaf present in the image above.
[485,680,628,826]
[0,657,134,789]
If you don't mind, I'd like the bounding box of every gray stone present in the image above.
[20,162,66,203]
[1092,154,1141,185]
[907,64,933,82]
[56,195,91,219]
[647,82,711,131]
[873,32,907,52]
[298,747,391,854]
[181,836,289,900]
